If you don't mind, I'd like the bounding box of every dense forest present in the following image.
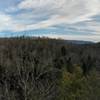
[0,37,100,100]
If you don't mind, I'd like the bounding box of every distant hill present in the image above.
[63,40,94,45]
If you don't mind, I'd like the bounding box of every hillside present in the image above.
[0,37,100,100]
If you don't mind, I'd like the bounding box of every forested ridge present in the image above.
[0,37,100,100]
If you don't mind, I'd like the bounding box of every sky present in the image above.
[0,0,100,42]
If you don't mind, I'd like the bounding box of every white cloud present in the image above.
[0,0,100,42]
[66,21,100,34]
[18,0,100,24]
[5,7,19,13]
[42,34,100,42]
[0,13,12,31]
[0,12,28,32]
[14,0,100,34]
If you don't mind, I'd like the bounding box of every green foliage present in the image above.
[57,68,100,100]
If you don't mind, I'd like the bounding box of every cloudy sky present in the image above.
[0,0,100,42]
